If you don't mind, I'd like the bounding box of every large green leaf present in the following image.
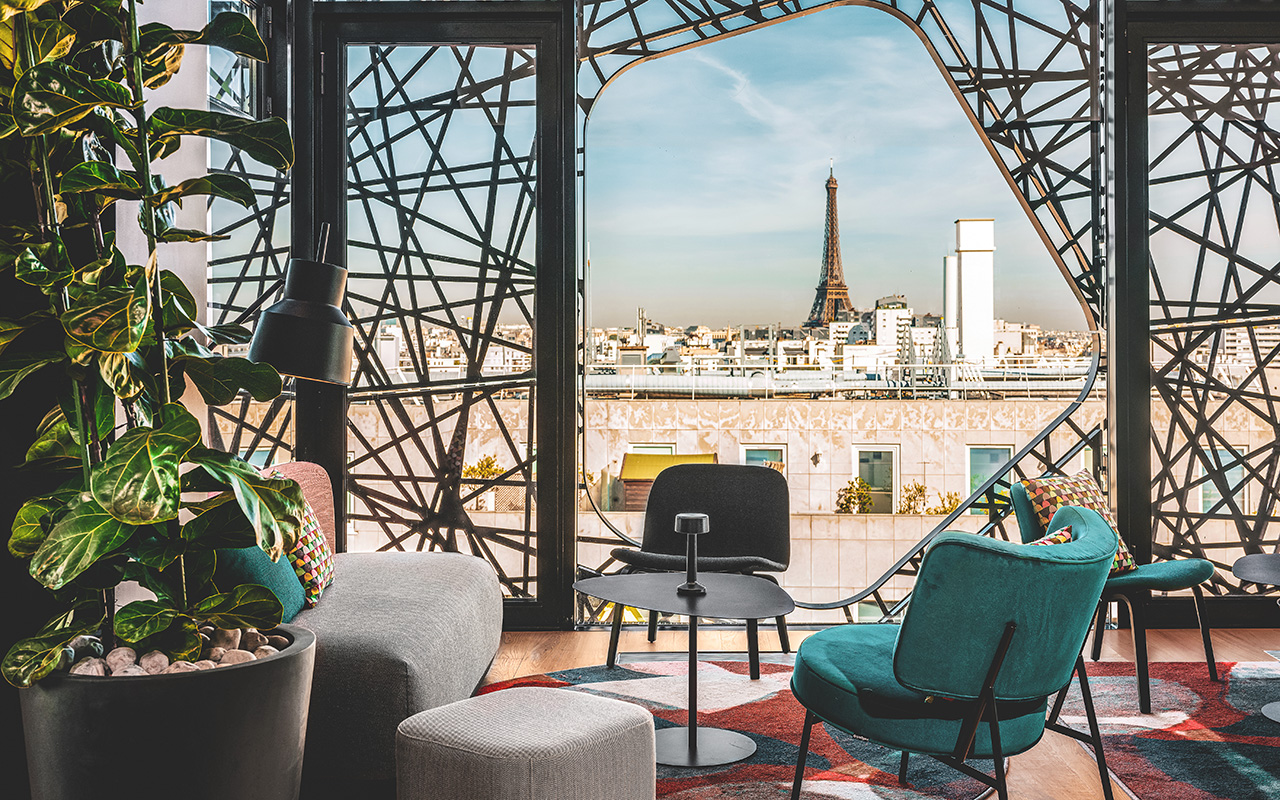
[2,615,103,688]
[0,311,49,357]
[0,1,54,23]
[200,323,253,346]
[0,351,63,400]
[14,61,135,137]
[185,447,303,560]
[25,406,80,464]
[153,225,227,243]
[181,354,282,405]
[26,18,75,68]
[192,585,282,631]
[159,269,197,333]
[59,161,142,199]
[150,108,293,170]
[132,616,200,663]
[91,403,200,525]
[135,535,185,570]
[114,599,179,643]
[16,240,73,293]
[181,492,257,550]
[9,496,63,557]
[152,173,254,209]
[98,349,148,399]
[139,12,267,62]
[30,493,136,590]
[61,278,149,353]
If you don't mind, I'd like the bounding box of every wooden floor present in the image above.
[486,626,1280,800]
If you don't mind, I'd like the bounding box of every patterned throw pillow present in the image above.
[267,470,335,607]
[1029,526,1073,546]
[1019,471,1137,575]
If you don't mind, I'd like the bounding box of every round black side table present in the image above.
[1232,553,1280,723]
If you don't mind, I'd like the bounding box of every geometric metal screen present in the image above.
[1147,43,1280,594]
[342,44,540,598]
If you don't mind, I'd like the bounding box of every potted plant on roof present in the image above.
[0,2,314,797]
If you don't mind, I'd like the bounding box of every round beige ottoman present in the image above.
[396,686,655,800]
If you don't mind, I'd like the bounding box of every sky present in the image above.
[583,7,1088,332]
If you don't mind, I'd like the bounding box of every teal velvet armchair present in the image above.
[1011,482,1219,714]
[789,506,1118,800]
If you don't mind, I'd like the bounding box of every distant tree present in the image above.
[836,478,873,514]
[897,481,928,514]
[463,455,503,480]
[927,491,963,515]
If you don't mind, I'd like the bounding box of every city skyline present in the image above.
[583,7,1088,332]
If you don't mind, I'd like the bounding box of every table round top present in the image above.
[1232,553,1280,586]
[574,572,795,620]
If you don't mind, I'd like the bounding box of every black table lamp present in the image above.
[248,224,355,385]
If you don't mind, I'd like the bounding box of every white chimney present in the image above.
[955,219,995,364]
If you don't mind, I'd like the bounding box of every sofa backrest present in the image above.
[271,461,338,553]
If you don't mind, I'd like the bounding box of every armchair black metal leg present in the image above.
[648,609,659,643]
[1123,595,1152,714]
[791,710,816,800]
[747,618,761,680]
[777,615,791,654]
[1192,585,1219,682]
[988,707,1008,800]
[607,603,623,668]
[1090,601,1107,661]
[1075,655,1116,800]
[898,751,909,785]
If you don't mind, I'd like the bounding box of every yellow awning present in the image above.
[619,453,717,481]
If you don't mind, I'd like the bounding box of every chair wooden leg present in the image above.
[1123,595,1152,714]
[777,615,792,654]
[1074,655,1116,800]
[647,609,659,643]
[747,618,761,680]
[1090,601,1107,661]
[791,710,816,800]
[1192,585,1219,682]
[898,751,909,785]
[607,603,623,668]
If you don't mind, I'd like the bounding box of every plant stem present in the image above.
[125,0,171,412]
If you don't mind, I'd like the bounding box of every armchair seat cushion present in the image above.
[791,623,1047,758]
[1103,558,1214,593]
[610,547,785,574]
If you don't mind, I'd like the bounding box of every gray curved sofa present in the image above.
[275,462,504,795]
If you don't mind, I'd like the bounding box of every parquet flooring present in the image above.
[485,627,1280,800]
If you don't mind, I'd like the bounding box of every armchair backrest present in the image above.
[641,463,790,567]
[893,509,1116,702]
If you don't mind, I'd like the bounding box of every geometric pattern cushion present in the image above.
[286,497,334,606]
[1029,526,1073,546]
[1019,471,1137,575]
[266,469,336,607]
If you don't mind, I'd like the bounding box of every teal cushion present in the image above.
[791,623,1048,758]
[215,546,306,623]
[1104,558,1214,593]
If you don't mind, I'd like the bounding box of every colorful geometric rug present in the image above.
[483,659,1280,800]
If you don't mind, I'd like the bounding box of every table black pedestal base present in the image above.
[655,727,756,767]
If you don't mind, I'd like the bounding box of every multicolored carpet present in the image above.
[483,658,1280,800]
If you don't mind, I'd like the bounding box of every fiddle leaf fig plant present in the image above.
[0,0,303,687]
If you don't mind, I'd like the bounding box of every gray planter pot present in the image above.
[19,623,316,800]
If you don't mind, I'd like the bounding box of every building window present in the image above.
[968,446,1012,515]
[742,445,786,473]
[629,443,675,455]
[857,448,896,514]
[1200,448,1246,514]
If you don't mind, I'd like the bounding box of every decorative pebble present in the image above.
[209,628,241,650]
[266,635,289,650]
[111,664,149,677]
[139,651,170,675]
[208,647,227,663]
[162,661,200,674]
[241,630,268,651]
[69,657,106,676]
[105,647,137,674]
[217,650,255,667]
[252,646,279,660]
[193,660,216,670]
[69,635,104,660]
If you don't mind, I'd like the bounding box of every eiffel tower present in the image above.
[804,166,853,327]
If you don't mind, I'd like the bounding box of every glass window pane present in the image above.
[858,450,894,514]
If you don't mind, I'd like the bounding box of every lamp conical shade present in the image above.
[248,258,355,385]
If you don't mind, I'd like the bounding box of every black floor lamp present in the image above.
[248,224,355,548]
